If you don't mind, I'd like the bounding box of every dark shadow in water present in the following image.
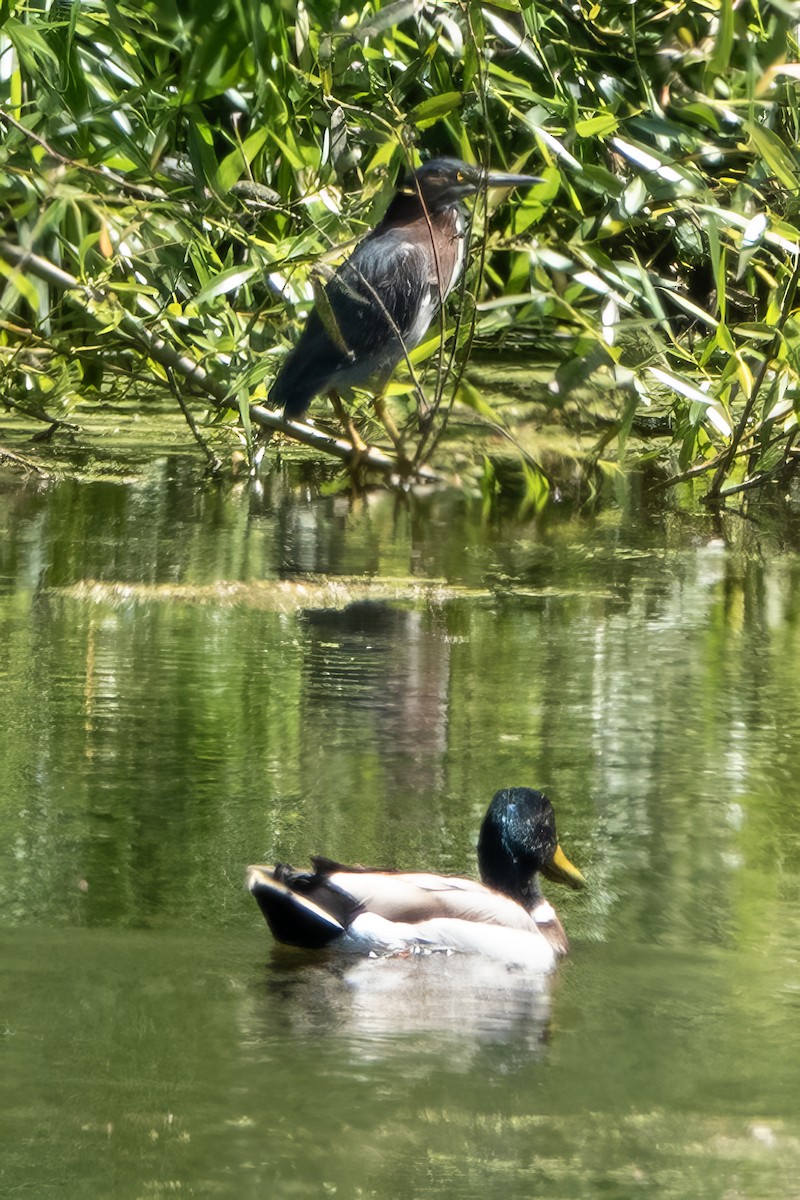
[299,601,452,792]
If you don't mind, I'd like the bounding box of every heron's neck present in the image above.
[382,192,466,227]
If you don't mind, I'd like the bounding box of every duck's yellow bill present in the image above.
[542,843,586,890]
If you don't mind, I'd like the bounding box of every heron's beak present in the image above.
[483,171,542,190]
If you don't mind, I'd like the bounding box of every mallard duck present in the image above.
[248,788,585,971]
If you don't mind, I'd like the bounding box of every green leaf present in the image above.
[193,265,258,305]
[455,380,502,424]
[678,103,721,132]
[707,0,734,79]
[702,211,725,321]
[410,92,462,126]
[574,112,619,139]
[752,440,788,475]
[186,113,219,191]
[621,176,647,217]
[265,128,306,171]
[715,322,735,354]
[744,121,800,191]
[736,322,778,342]
[520,461,550,513]
[617,388,639,462]
[0,256,41,311]
[3,16,60,76]
[311,274,350,354]
[215,128,269,194]
[576,165,626,197]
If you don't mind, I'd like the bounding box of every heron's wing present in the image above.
[269,231,432,416]
[329,229,435,350]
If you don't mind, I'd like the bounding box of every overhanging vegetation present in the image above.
[1,0,799,506]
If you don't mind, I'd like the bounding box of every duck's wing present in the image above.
[324,868,542,934]
[247,864,363,949]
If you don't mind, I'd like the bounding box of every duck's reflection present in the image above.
[250,946,553,1061]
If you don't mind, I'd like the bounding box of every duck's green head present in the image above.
[477,787,585,903]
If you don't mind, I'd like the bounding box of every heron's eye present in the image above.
[456,171,465,182]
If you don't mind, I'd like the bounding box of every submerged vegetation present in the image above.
[2,0,800,506]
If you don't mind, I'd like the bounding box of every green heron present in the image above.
[269,157,539,453]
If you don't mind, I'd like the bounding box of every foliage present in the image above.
[1,0,800,505]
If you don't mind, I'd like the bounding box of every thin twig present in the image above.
[421,1,491,468]
[703,256,800,504]
[165,367,223,474]
[464,410,552,485]
[710,434,799,499]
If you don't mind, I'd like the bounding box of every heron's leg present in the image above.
[328,389,367,459]
[372,392,405,461]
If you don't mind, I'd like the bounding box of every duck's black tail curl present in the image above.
[248,864,362,949]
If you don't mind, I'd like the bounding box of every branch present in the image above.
[0,106,167,202]
[1,108,281,210]
[0,444,51,475]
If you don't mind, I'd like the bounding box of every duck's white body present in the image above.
[338,910,560,972]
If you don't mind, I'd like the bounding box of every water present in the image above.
[2,462,800,1198]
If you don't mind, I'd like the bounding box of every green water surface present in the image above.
[2,463,800,1199]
